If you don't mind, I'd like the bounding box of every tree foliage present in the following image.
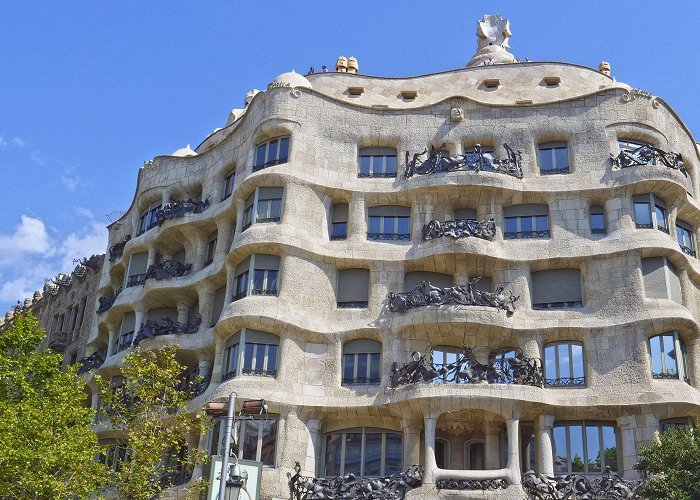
[0,312,108,499]
[96,345,209,500]
[635,424,700,500]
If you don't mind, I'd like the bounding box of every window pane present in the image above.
[634,203,652,225]
[655,205,667,229]
[343,354,355,381]
[270,199,282,219]
[369,353,380,381]
[569,425,584,473]
[555,147,569,169]
[397,217,410,235]
[363,433,382,476]
[256,144,266,166]
[602,426,617,472]
[268,139,278,162]
[383,217,396,234]
[368,216,381,234]
[259,419,277,466]
[662,334,678,375]
[357,354,368,381]
[558,345,571,380]
[253,344,266,370]
[267,270,279,291]
[540,149,554,171]
[241,419,258,461]
[332,222,347,238]
[278,137,289,160]
[521,217,533,232]
[253,270,266,291]
[572,344,584,379]
[371,156,384,175]
[325,434,343,476]
[227,344,239,373]
[535,215,549,232]
[650,336,664,375]
[586,425,601,473]
[545,345,556,379]
[360,156,371,175]
[384,433,403,475]
[236,272,248,295]
[385,156,397,175]
[344,433,363,475]
[266,344,278,373]
[591,214,605,231]
[553,426,568,474]
[243,343,255,370]
[504,217,517,234]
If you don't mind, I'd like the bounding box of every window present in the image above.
[324,428,402,477]
[633,194,668,232]
[232,255,280,301]
[209,416,278,466]
[223,329,279,380]
[660,418,692,433]
[435,438,450,469]
[253,137,289,172]
[641,257,682,303]
[676,220,696,257]
[337,269,369,308]
[453,207,477,222]
[125,252,148,288]
[531,269,583,309]
[342,339,381,385]
[590,205,606,234]
[544,342,585,386]
[503,204,550,239]
[358,147,397,178]
[204,232,217,267]
[137,201,162,236]
[403,271,453,291]
[649,332,688,382]
[210,286,226,327]
[618,139,654,165]
[539,142,569,174]
[99,440,131,472]
[242,187,284,230]
[367,206,410,241]
[222,171,235,200]
[553,422,617,475]
[331,203,349,240]
[113,312,136,354]
[431,346,462,384]
[464,439,485,470]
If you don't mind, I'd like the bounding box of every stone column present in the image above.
[177,304,190,325]
[216,218,235,260]
[423,416,438,483]
[401,419,422,468]
[617,415,639,479]
[484,421,501,469]
[506,418,521,485]
[534,415,555,476]
[348,193,366,241]
[224,262,235,304]
[106,327,117,357]
[197,284,215,329]
[304,418,322,476]
[147,245,157,268]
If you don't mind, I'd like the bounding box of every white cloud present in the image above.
[11,137,25,148]
[74,206,94,219]
[0,215,53,266]
[57,222,108,270]
[61,175,80,191]
[0,134,26,149]
[0,263,54,304]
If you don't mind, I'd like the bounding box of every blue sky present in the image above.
[1,1,699,313]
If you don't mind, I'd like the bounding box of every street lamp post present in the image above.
[219,392,242,500]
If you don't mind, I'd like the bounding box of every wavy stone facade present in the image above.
[80,17,700,500]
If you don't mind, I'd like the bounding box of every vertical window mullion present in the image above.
[256,420,263,462]
[252,189,260,223]
[248,255,256,296]
[599,425,606,471]
[360,429,366,477]
[238,330,247,375]
[380,433,386,476]
[568,344,575,381]
[674,333,684,380]
[565,426,571,473]
[555,344,561,380]
[659,335,667,373]
[340,433,347,476]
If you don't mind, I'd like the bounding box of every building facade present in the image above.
[73,14,700,499]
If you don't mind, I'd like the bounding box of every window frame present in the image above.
[136,201,162,236]
[648,331,689,383]
[253,136,290,172]
[538,141,570,175]
[358,148,398,178]
[242,187,284,231]
[322,428,403,478]
[204,233,217,267]
[503,209,550,239]
[342,339,381,385]
[633,194,668,233]
[222,329,279,381]
[589,205,606,235]
[222,171,235,201]
[552,421,618,476]
[676,220,696,257]
[531,268,584,310]
[544,341,586,387]
[232,255,280,301]
[660,417,692,433]
[209,416,279,467]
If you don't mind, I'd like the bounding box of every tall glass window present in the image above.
[431,346,462,384]
[254,137,289,171]
[367,206,411,241]
[590,205,606,234]
[649,332,688,382]
[222,171,235,200]
[553,422,617,475]
[503,204,550,239]
[358,147,397,178]
[633,194,668,233]
[210,417,278,466]
[323,428,402,477]
[223,330,279,380]
[544,342,585,386]
[539,142,570,174]
[676,220,696,257]
[342,339,381,385]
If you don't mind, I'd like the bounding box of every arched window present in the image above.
[544,341,585,387]
[538,141,570,175]
[553,422,617,475]
[648,332,689,382]
[331,203,349,240]
[464,439,485,470]
[342,339,381,385]
[323,428,402,477]
[590,205,606,234]
[222,329,279,380]
[633,194,668,233]
[435,438,450,469]
[254,136,289,171]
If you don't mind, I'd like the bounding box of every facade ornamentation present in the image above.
[621,87,659,109]
[522,468,641,499]
[144,259,192,282]
[404,144,523,179]
[450,107,464,122]
[77,349,107,375]
[52,273,73,288]
[610,144,686,176]
[423,218,496,241]
[47,331,70,351]
[96,289,121,314]
[109,235,131,262]
[154,198,210,226]
[388,280,519,315]
[133,314,201,347]
[289,462,422,500]
[436,478,507,490]
[390,347,543,388]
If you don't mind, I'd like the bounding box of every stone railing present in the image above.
[288,462,422,500]
[154,198,209,226]
[109,235,131,262]
[522,468,641,499]
[388,280,518,315]
[391,347,543,388]
[611,144,686,176]
[404,143,523,179]
[77,349,107,375]
[132,315,201,347]
[423,218,496,241]
[97,288,121,314]
[144,260,192,282]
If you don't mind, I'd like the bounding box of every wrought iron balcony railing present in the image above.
[423,218,496,241]
[545,376,586,387]
[126,274,146,288]
[132,315,201,347]
[540,166,570,175]
[367,232,410,241]
[390,347,543,388]
[250,288,278,297]
[330,234,347,241]
[222,367,277,381]
[680,245,697,257]
[252,156,288,172]
[404,143,523,179]
[357,171,396,178]
[154,198,209,226]
[143,260,191,282]
[337,301,368,309]
[108,235,131,262]
[522,467,641,499]
[533,301,583,310]
[97,288,122,313]
[342,376,380,385]
[591,228,607,235]
[504,230,550,239]
[256,216,281,224]
[611,144,686,176]
[436,479,507,491]
[77,349,107,375]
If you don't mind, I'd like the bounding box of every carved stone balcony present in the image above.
[423,218,496,241]
[388,280,518,315]
[97,288,121,314]
[108,235,131,262]
[522,468,641,499]
[77,349,107,375]
[132,315,201,347]
[144,259,191,282]
[47,331,70,352]
[404,143,523,179]
[390,347,543,388]
[154,198,209,226]
[611,144,686,176]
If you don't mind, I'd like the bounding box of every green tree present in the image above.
[0,312,109,498]
[97,345,209,500]
[635,424,700,500]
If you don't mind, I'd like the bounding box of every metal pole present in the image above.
[219,392,237,500]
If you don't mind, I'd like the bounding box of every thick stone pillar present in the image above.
[106,327,117,357]
[401,419,422,468]
[197,284,215,329]
[216,219,235,260]
[176,304,190,325]
[535,415,555,476]
[617,415,639,479]
[224,263,235,304]
[484,421,501,469]
[146,245,157,268]
[348,193,366,241]
[506,418,521,485]
[304,418,322,476]
[423,416,437,483]
[134,310,146,343]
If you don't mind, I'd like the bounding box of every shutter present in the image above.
[254,254,280,270]
[332,203,349,223]
[632,194,651,203]
[404,271,453,291]
[211,286,226,324]
[474,277,492,294]
[344,339,381,355]
[368,205,411,217]
[245,329,279,344]
[641,257,668,299]
[590,205,604,215]
[359,147,396,156]
[235,257,251,276]
[147,307,177,322]
[503,204,548,217]
[120,312,136,334]
[539,141,567,150]
[225,331,242,348]
[454,208,477,220]
[668,261,682,304]
[128,252,148,275]
[337,269,369,302]
[532,269,582,304]
[172,249,186,263]
[258,187,284,200]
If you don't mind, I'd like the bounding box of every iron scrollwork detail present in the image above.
[144,259,192,282]
[436,478,507,490]
[97,288,121,314]
[522,467,641,499]
[289,462,422,500]
[133,314,201,347]
[388,279,518,315]
[611,144,686,176]
[390,347,543,388]
[423,218,496,241]
[109,235,131,262]
[154,198,210,226]
[77,349,107,375]
[404,143,523,179]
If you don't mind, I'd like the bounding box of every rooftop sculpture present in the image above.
[467,15,516,67]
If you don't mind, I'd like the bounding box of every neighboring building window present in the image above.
[454,207,477,222]
[114,312,136,354]
[254,137,289,171]
[342,339,381,385]
[503,204,550,239]
[660,418,692,433]
[232,255,280,301]
[531,269,583,309]
[553,422,617,475]
[641,257,682,304]
[367,205,410,240]
[590,205,606,234]
[403,271,453,291]
[204,232,217,267]
[99,440,131,472]
[137,201,162,236]
[222,171,235,200]
[649,332,688,382]
[676,220,696,257]
[242,187,284,230]
[324,428,402,477]
[222,329,279,380]
[633,194,668,233]
[331,203,349,240]
[544,341,585,386]
[539,141,569,174]
[431,345,462,384]
[618,139,654,165]
[337,269,369,308]
[209,416,278,466]
[358,147,397,178]
[125,252,148,288]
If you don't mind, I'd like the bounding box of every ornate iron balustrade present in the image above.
[358,171,396,178]
[368,232,411,241]
[77,349,107,375]
[545,376,586,387]
[126,274,146,288]
[504,229,550,239]
[154,198,210,226]
[522,468,641,499]
[388,280,518,315]
[652,370,679,380]
[342,376,380,385]
[73,254,104,279]
[404,143,523,179]
[192,375,210,397]
[337,301,368,309]
[222,367,277,381]
[436,479,507,490]
[591,228,607,235]
[132,315,201,347]
[680,245,696,257]
[390,347,543,388]
[533,301,583,310]
[232,292,247,302]
[330,234,347,241]
[144,259,192,282]
[423,218,496,241]
[611,144,686,176]
[97,288,121,314]
[250,288,278,297]
[109,235,131,262]
[252,156,288,172]
[540,167,570,175]
[256,216,281,223]
[47,331,70,351]
[289,462,422,500]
